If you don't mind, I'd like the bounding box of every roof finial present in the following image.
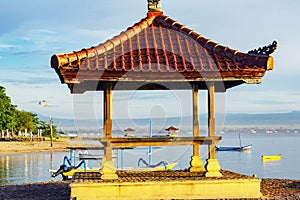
[248,41,278,56]
[148,0,162,12]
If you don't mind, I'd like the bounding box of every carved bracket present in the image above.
[248,40,278,56]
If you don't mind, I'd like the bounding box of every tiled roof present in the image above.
[165,126,179,131]
[124,128,135,132]
[51,12,275,93]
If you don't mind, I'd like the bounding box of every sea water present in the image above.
[0,132,299,185]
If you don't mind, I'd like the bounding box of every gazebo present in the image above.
[165,125,179,137]
[124,128,135,137]
[51,0,276,198]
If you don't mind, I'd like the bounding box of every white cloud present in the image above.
[0,44,18,49]
[28,29,57,35]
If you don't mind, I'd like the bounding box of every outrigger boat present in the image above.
[216,133,252,151]
[49,146,106,180]
[119,159,177,172]
[50,121,178,180]
[262,154,281,162]
[216,144,252,151]
[50,157,99,180]
[50,145,177,180]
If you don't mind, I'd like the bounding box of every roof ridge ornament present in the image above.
[148,0,162,12]
[248,40,278,56]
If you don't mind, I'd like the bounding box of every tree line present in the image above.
[0,86,56,138]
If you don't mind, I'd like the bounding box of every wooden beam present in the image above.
[60,70,266,82]
[100,136,221,148]
[70,80,250,93]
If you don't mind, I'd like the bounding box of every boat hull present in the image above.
[125,162,177,172]
[262,154,281,162]
[216,144,252,151]
[62,169,99,178]
[60,163,177,179]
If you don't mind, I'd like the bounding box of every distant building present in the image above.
[124,128,135,137]
[165,126,179,137]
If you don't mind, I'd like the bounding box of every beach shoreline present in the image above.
[0,138,97,155]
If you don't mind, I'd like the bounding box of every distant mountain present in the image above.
[223,111,300,127]
[37,111,300,131]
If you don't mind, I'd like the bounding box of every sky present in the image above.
[0,0,300,122]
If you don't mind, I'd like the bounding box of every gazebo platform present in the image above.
[70,170,262,200]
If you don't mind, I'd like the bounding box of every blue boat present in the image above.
[216,133,252,151]
[216,144,252,151]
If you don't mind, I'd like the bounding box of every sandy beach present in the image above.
[0,138,95,154]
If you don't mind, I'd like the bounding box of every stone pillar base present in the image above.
[205,158,222,177]
[100,159,118,180]
[189,156,206,172]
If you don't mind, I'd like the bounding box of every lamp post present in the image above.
[38,100,53,147]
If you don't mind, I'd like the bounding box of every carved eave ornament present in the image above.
[148,0,162,12]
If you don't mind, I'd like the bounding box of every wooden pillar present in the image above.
[50,118,53,147]
[104,82,113,161]
[193,83,199,156]
[205,82,222,177]
[208,82,216,159]
[104,83,113,139]
[101,82,118,179]
[189,83,205,172]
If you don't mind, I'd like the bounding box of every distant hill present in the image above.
[37,111,300,131]
[223,111,300,127]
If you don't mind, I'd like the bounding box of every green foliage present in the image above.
[0,86,18,130]
[0,86,55,137]
[37,120,57,138]
[17,111,39,132]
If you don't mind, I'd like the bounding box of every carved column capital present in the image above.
[148,0,162,12]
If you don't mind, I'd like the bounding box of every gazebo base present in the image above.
[70,170,262,200]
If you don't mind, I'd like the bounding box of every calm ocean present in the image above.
[0,132,299,185]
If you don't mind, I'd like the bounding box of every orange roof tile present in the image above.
[124,128,135,132]
[51,11,276,93]
[165,126,179,131]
